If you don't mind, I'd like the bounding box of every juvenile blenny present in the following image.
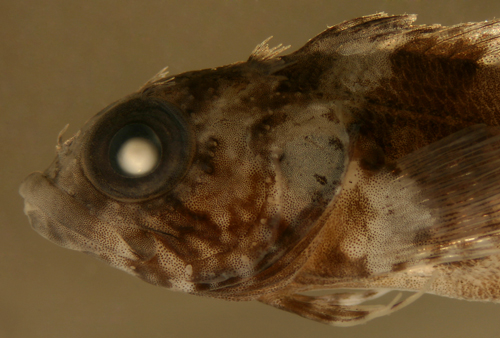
[20,13,500,325]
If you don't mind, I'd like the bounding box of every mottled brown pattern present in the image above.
[299,185,374,281]
[363,32,500,160]
[19,13,500,326]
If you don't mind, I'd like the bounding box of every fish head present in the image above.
[20,55,351,298]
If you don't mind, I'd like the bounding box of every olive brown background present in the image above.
[3,1,500,337]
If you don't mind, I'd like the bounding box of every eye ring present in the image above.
[81,95,195,201]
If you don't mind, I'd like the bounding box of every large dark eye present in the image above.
[82,96,194,201]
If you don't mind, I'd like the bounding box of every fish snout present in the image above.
[19,172,58,236]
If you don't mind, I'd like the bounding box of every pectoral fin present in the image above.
[371,124,500,272]
[306,124,500,278]
[259,125,500,325]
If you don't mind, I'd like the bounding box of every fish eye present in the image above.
[110,124,161,177]
[81,96,194,201]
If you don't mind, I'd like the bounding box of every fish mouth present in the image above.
[19,172,139,260]
[20,172,161,266]
[19,172,88,250]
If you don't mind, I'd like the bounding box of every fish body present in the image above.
[20,13,500,325]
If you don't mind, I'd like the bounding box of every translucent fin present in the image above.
[140,66,175,91]
[248,36,290,62]
[293,12,500,64]
[360,125,500,273]
[258,273,435,326]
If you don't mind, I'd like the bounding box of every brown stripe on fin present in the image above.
[361,17,500,160]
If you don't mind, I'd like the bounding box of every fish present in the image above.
[19,12,500,326]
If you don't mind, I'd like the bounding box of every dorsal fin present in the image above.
[248,36,290,61]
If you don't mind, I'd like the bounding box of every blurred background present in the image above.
[3,1,500,337]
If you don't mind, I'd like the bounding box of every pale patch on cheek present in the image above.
[170,280,196,292]
[228,253,255,278]
[208,209,232,232]
[151,245,196,292]
[182,236,221,261]
[185,264,193,277]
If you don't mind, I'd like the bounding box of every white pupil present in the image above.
[116,137,159,176]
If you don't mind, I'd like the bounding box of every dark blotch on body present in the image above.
[313,174,328,186]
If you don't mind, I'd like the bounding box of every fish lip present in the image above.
[19,171,68,235]
[19,172,71,253]
[19,171,49,228]
[19,170,95,237]
[19,171,59,211]
[19,171,90,244]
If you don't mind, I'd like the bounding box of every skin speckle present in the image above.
[19,13,500,327]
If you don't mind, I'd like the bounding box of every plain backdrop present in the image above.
[3,1,500,337]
